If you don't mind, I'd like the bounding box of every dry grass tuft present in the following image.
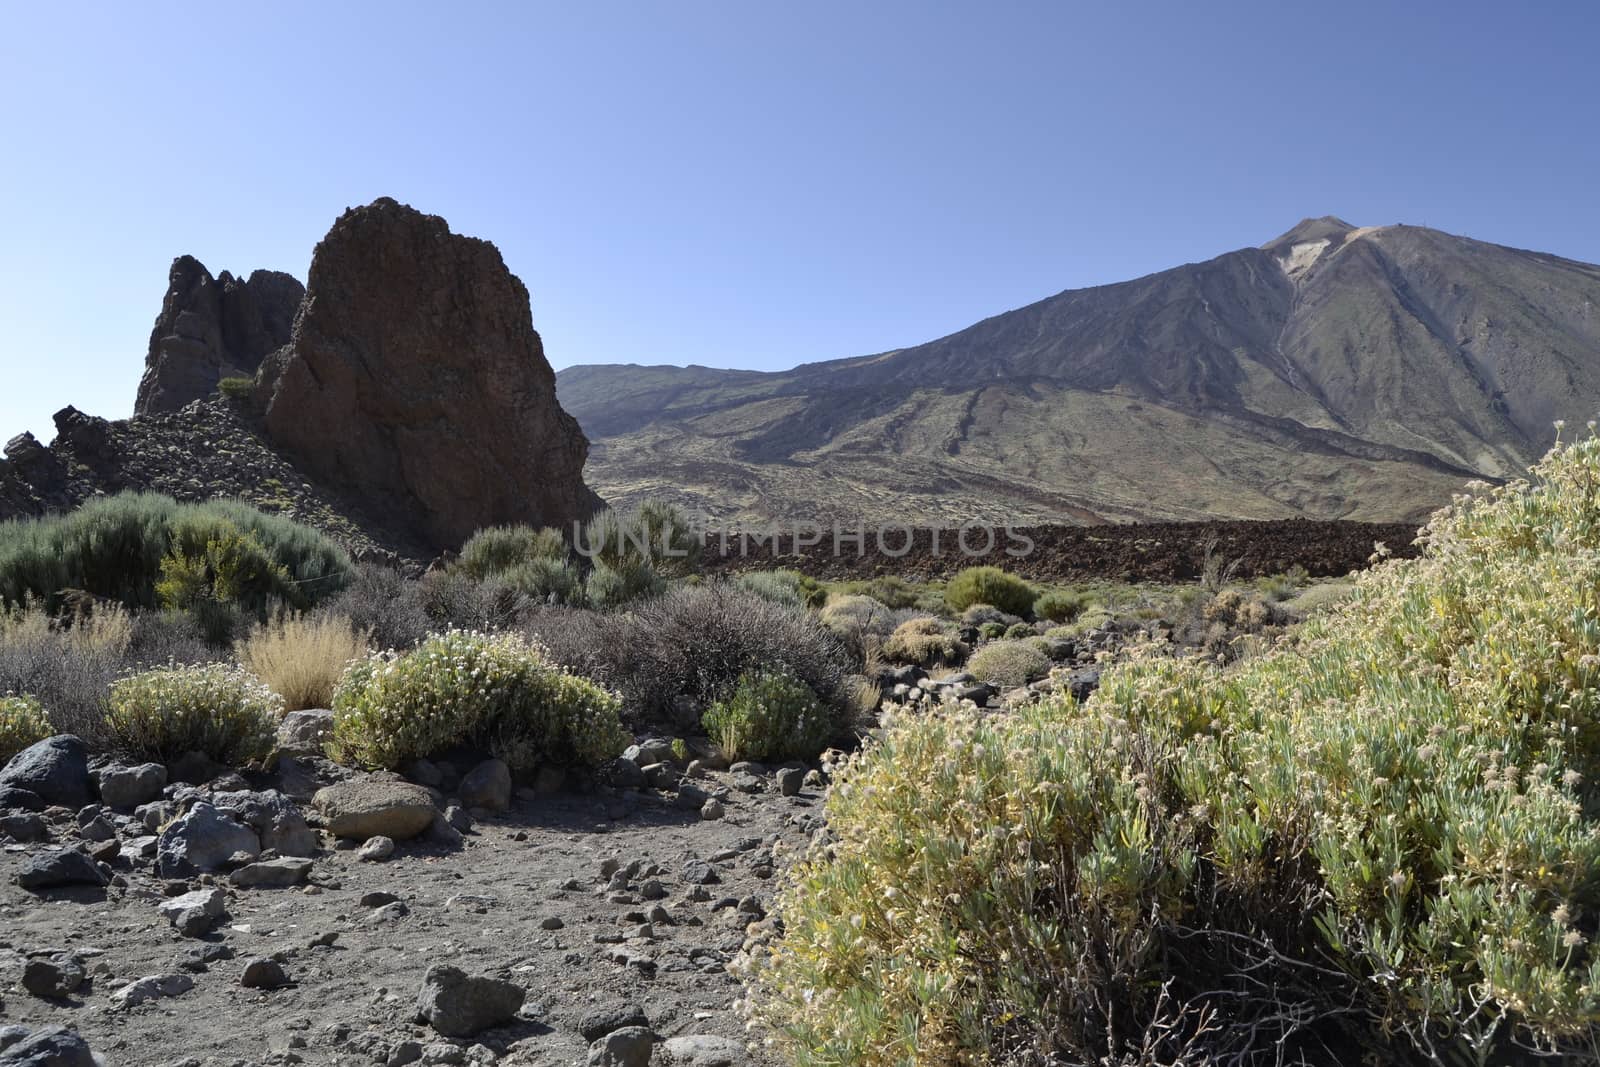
[236,611,369,711]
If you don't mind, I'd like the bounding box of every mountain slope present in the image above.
[559,219,1600,524]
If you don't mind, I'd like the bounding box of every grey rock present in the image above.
[173,942,233,973]
[96,763,167,809]
[414,965,525,1038]
[700,799,725,821]
[608,757,645,789]
[21,954,86,999]
[0,736,90,808]
[0,812,47,842]
[159,887,227,937]
[661,1034,749,1065]
[275,709,334,756]
[77,814,117,843]
[210,789,317,856]
[774,767,804,797]
[586,1026,655,1067]
[0,785,45,812]
[682,859,719,885]
[110,973,193,1009]
[15,849,108,890]
[240,957,290,989]
[427,811,464,848]
[356,835,395,862]
[0,1026,103,1066]
[577,1003,649,1041]
[156,802,260,876]
[229,857,313,888]
[457,759,510,812]
[313,779,436,841]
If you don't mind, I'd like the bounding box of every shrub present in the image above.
[502,557,585,607]
[736,569,825,610]
[155,516,294,632]
[585,559,665,610]
[964,639,1051,688]
[527,583,855,734]
[0,602,215,745]
[456,524,566,579]
[703,671,835,762]
[236,612,369,711]
[754,437,1600,1064]
[0,693,51,763]
[1002,621,1035,640]
[319,563,432,651]
[106,663,280,765]
[579,501,699,578]
[216,375,255,400]
[944,566,1036,618]
[0,493,350,614]
[328,629,627,771]
[861,575,921,610]
[976,620,1006,641]
[1033,588,1086,623]
[819,595,896,638]
[882,617,967,668]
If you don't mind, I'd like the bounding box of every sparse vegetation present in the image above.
[0,693,51,763]
[944,565,1036,618]
[235,611,369,711]
[702,670,835,762]
[753,436,1600,1064]
[881,616,967,667]
[965,638,1050,688]
[1032,588,1087,622]
[328,629,628,771]
[455,524,566,579]
[106,662,281,765]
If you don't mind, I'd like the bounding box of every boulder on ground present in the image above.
[0,785,46,812]
[661,1034,750,1065]
[210,789,317,856]
[110,973,193,1010]
[276,710,334,757]
[313,779,436,841]
[159,887,227,937]
[15,849,108,890]
[0,736,91,808]
[588,1026,656,1067]
[95,763,167,809]
[156,802,260,877]
[414,965,525,1038]
[229,857,313,888]
[21,954,86,999]
[0,1025,103,1065]
[458,758,511,812]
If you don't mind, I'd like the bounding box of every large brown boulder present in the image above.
[135,256,304,415]
[261,198,600,551]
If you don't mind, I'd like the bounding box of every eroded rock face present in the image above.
[262,198,600,551]
[135,256,304,415]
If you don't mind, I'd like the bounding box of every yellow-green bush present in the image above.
[106,663,281,765]
[236,612,369,710]
[455,524,566,579]
[702,671,836,762]
[328,629,628,771]
[1033,588,1087,623]
[944,566,1036,618]
[965,638,1050,688]
[0,693,51,763]
[753,436,1600,1064]
[881,617,967,668]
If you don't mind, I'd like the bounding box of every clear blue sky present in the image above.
[3,1,1597,440]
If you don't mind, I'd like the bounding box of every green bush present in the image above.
[0,493,349,615]
[585,558,665,610]
[881,617,967,668]
[216,376,256,400]
[734,569,826,610]
[579,501,699,578]
[945,566,1036,618]
[106,663,280,765]
[328,629,627,771]
[965,639,1050,688]
[753,436,1600,1064]
[0,693,51,763]
[456,524,566,579]
[861,575,921,610]
[702,671,835,762]
[1033,588,1086,623]
[977,620,1006,641]
[1002,621,1035,640]
[502,557,585,607]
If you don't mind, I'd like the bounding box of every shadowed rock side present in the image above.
[263,198,600,552]
[135,256,304,415]
[559,217,1600,526]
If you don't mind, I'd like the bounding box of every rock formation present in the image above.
[134,257,304,415]
[262,198,600,551]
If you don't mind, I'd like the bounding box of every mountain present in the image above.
[558,218,1600,525]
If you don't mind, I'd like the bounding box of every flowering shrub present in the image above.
[0,693,51,763]
[964,638,1050,688]
[881,617,967,667]
[106,663,281,765]
[702,671,835,762]
[753,435,1600,1063]
[328,629,627,771]
[943,566,1036,618]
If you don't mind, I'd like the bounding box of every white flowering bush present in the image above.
[0,693,51,763]
[753,434,1600,1064]
[327,629,627,771]
[106,662,281,765]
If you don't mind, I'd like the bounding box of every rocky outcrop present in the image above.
[262,198,600,551]
[135,257,304,415]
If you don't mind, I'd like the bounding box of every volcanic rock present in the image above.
[135,256,303,415]
[0,736,91,808]
[261,198,600,551]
